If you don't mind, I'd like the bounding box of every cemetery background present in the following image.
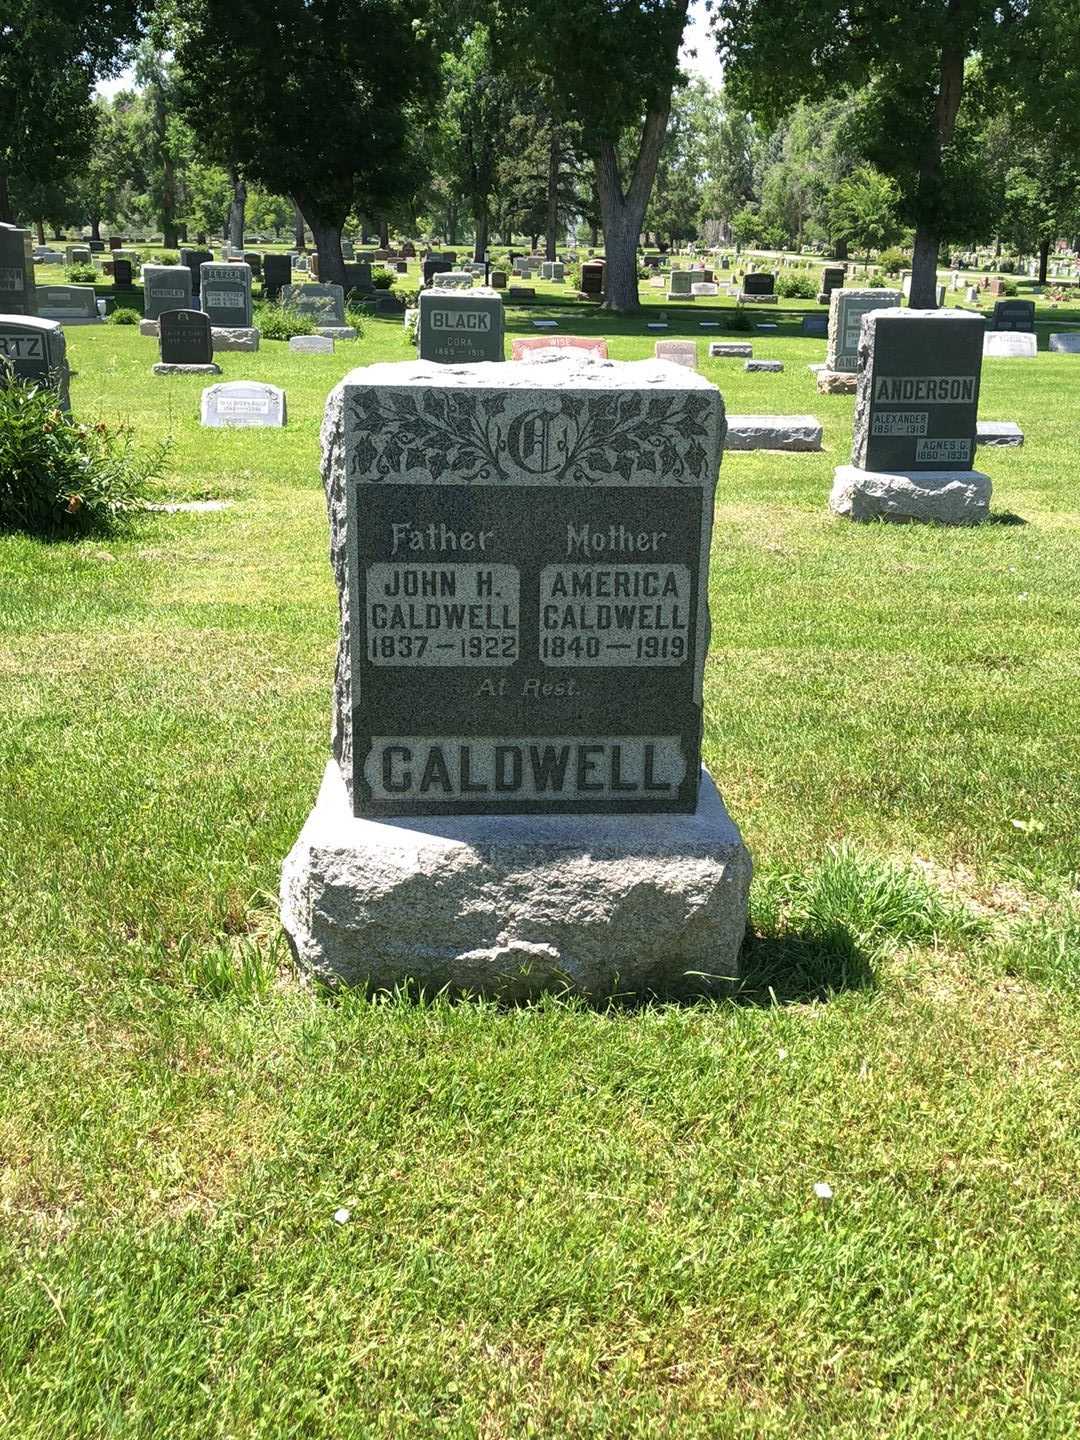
[0,295,1078,1434]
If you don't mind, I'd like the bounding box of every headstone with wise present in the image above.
[830,308,990,524]
[200,380,286,428]
[154,308,220,375]
[143,264,193,321]
[279,353,751,1000]
[262,253,292,300]
[0,223,37,316]
[510,335,609,361]
[818,266,845,304]
[36,284,101,324]
[817,287,901,393]
[417,287,503,364]
[991,299,1035,332]
[739,272,777,304]
[0,315,69,408]
[179,246,213,295]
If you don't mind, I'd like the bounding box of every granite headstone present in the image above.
[417,287,504,364]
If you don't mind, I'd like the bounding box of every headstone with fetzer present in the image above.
[200,261,259,350]
[830,308,989,524]
[816,287,901,393]
[417,287,503,364]
[154,308,221,375]
[0,315,69,408]
[280,353,751,1000]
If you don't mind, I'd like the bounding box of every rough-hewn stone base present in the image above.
[317,326,358,340]
[280,760,751,1001]
[977,421,1024,447]
[140,320,160,338]
[737,293,778,304]
[745,359,783,372]
[709,342,752,358]
[152,362,221,375]
[816,368,858,394]
[830,465,991,525]
[727,415,823,452]
[211,326,260,351]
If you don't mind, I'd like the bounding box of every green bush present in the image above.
[108,307,140,325]
[344,305,367,335]
[775,270,816,299]
[0,368,167,535]
[371,266,397,290]
[65,264,97,284]
[878,247,908,276]
[149,251,179,267]
[253,302,317,340]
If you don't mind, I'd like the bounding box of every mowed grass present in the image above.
[0,307,1078,1437]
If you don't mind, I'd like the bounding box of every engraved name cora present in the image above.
[365,736,686,801]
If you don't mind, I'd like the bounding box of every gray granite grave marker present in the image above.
[143,264,193,320]
[0,315,68,407]
[36,285,100,323]
[418,287,504,364]
[201,380,286,428]
[818,287,901,392]
[0,224,36,316]
[200,262,252,327]
[1049,332,1080,354]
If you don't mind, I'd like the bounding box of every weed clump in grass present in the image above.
[253,302,317,340]
[108,307,140,325]
[0,369,169,536]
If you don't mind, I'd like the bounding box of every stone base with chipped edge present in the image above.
[152,362,221,375]
[280,760,752,1002]
[745,359,783,372]
[139,319,160,337]
[976,421,1024,447]
[727,415,823,452]
[211,326,260,351]
[737,293,778,304]
[816,368,858,394]
[830,465,991,525]
[316,326,358,340]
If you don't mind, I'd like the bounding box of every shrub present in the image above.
[1002,278,1019,296]
[878,247,908,276]
[149,251,179,266]
[371,266,397,290]
[344,305,367,335]
[0,368,168,535]
[108,307,140,325]
[775,270,816,299]
[253,302,316,340]
[66,264,97,284]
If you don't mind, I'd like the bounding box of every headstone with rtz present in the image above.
[200,380,286,428]
[280,354,751,1000]
[154,308,220,375]
[143,264,193,321]
[830,308,990,524]
[417,287,504,364]
[0,315,69,408]
[817,287,901,393]
[0,223,37,316]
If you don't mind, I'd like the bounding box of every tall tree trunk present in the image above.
[595,102,671,313]
[36,218,45,244]
[89,214,101,241]
[447,202,459,246]
[1038,237,1050,285]
[228,169,246,249]
[294,204,305,251]
[589,220,599,248]
[910,33,965,308]
[834,237,848,261]
[545,126,560,261]
[473,202,488,263]
[378,218,389,247]
[294,192,345,289]
[0,173,11,224]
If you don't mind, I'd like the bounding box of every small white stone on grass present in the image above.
[333,1207,351,1225]
[813,1182,833,1202]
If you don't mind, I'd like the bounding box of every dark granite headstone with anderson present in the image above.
[0,224,37,316]
[159,308,214,365]
[852,309,983,472]
[322,355,725,818]
[0,315,69,408]
[200,262,253,327]
[417,288,504,364]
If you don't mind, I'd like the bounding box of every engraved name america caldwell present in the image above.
[321,356,726,816]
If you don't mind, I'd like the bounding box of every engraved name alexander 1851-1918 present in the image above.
[343,369,722,816]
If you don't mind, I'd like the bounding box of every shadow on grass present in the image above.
[727,922,876,1008]
[986,510,1027,526]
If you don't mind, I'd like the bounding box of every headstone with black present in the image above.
[0,315,69,408]
[0,223,37,316]
[830,309,989,523]
[817,287,900,393]
[154,307,220,375]
[280,353,750,1000]
[418,287,504,364]
[143,264,193,321]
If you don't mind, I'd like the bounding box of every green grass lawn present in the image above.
[0,305,1078,1437]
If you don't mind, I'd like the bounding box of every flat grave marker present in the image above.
[201,380,286,428]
